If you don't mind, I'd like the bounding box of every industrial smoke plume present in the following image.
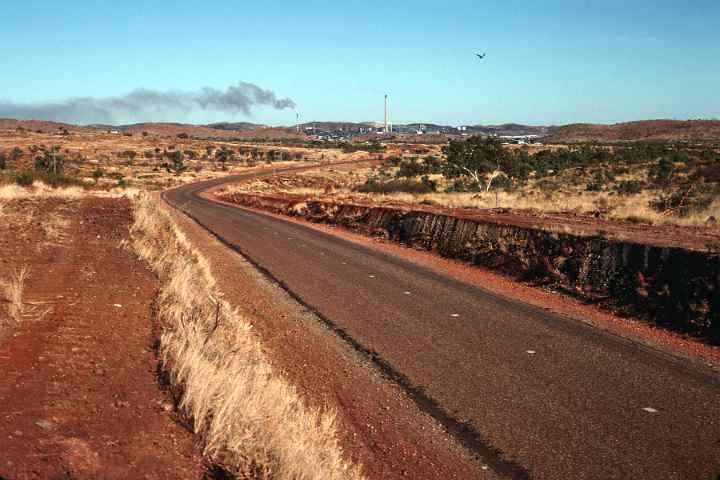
[0,82,296,124]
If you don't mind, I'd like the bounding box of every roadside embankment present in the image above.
[129,193,363,480]
[215,192,720,343]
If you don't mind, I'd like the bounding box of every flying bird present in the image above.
[476,53,486,59]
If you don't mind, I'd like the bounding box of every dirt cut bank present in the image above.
[215,192,720,344]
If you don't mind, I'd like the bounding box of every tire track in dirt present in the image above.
[0,198,205,480]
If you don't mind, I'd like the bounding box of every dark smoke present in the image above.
[0,82,296,124]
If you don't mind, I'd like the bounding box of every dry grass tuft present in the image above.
[41,216,70,244]
[0,182,140,201]
[1,267,28,328]
[129,193,362,480]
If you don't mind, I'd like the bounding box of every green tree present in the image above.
[165,150,185,174]
[215,147,232,170]
[442,136,508,190]
[121,150,137,165]
[10,147,23,162]
[34,145,64,175]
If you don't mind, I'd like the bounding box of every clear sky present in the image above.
[1,0,718,126]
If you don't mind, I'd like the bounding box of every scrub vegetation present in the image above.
[129,193,363,480]
[226,136,720,228]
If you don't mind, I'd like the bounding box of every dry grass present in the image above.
[0,267,28,328]
[0,182,139,201]
[224,166,720,228]
[129,193,362,480]
[41,215,70,244]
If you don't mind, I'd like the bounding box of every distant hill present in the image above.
[3,117,720,142]
[117,122,306,140]
[467,124,549,136]
[0,118,83,133]
[206,122,266,132]
[547,120,720,142]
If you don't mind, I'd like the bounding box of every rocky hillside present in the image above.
[547,120,720,143]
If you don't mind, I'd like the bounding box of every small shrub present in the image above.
[15,171,34,186]
[651,182,718,216]
[356,178,437,194]
[92,168,105,183]
[615,180,642,196]
[586,171,610,192]
[10,147,23,162]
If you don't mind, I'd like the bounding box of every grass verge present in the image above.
[128,192,363,480]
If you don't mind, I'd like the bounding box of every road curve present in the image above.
[164,167,720,480]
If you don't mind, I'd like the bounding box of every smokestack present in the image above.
[296,112,300,133]
[384,94,389,133]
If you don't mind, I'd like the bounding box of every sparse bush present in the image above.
[165,150,185,174]
[14,171,34,186]
[10,147,23,162]
[0,152,6,170]
[34,146,65,175]
[356,178,437,194]
[215,147,232,170]
[92,168,105,183]
[615,180,642,196]
[535,178,561,192]
[649,158,675,187]
[651,182,718,216]
[586,171,611,192]
[120,150,137,165]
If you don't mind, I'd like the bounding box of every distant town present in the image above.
[297,121,547,144]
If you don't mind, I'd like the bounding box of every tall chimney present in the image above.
[296,112,300,133]
[384,94,388,133]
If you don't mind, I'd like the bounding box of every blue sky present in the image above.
[1,0,718,126]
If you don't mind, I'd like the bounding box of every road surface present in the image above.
[165,167,720,480]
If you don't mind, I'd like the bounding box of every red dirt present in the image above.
[0,198,205,479]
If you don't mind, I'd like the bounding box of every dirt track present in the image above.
[0,198,204,479]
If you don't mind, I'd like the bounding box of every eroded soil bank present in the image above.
[0,197,205,479]
[215,192,720,343]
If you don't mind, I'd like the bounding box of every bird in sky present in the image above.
[476,53,486,59]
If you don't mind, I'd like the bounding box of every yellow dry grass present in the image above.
[0,182,140,201]
[129,193,363,480]
[223,165,720,229]
[0,267,28,328]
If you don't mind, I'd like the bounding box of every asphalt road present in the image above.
[165,168,720,480]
